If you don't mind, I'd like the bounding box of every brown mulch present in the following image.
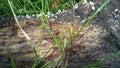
[0,17,116,68]
[0,17,104,68]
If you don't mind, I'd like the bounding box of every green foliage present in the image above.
[0,0,81,16]
[5,0,117,68]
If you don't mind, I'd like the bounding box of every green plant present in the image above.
[6,0,118,68]
[1,0,81,16]
[6,44,17,68]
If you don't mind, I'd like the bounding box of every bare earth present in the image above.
[0,18,117,68]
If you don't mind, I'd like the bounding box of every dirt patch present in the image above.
[0,17,99,66]
[0,18,117,68]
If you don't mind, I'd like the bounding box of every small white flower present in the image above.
[89,1,95,6]
[26,14,30,19]
[47,12,51,16]
[32,14,35,17]
[89,1,95,10]
[115,9,118,12]
[51,14,54,17]
[115,25,118,28]
[82,0,88,5]
[47,15,50,18]
[73,4,78,9]
[50,18,55,21]
[37,14,41,18]
[57,10,62,14]
[91,6,95,10]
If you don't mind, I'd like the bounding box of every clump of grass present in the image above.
[6,0,119,68]
[1,0,81,16]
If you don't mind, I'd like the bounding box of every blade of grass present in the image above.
[32,43,56,68]
[52,55,62,68]
[82,51,120,68]
[41,61,52,68]
[7,0,31,41]
[6,44,17,68]
[71,0,110,42]
[8,1,41,68]
[41,12,61,47]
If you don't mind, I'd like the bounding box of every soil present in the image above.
[0,0,120,68]
[0,18,92,68]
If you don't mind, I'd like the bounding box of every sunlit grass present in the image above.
[1,0,81,16]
